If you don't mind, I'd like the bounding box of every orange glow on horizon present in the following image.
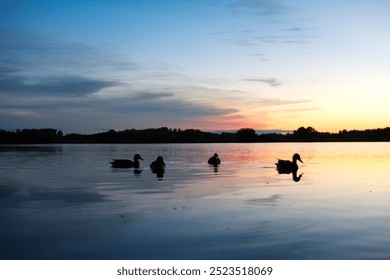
[187,113,268,132]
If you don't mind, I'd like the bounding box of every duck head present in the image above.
[156,156,164,163]
[293,153,303,163]
[134,154,144,161]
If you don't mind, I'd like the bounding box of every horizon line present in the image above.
[3,126,390,136]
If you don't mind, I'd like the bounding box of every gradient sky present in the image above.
[1,0,389,133]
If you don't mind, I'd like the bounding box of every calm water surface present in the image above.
[1,142,390,259]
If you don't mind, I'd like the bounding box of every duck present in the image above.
[150,156,165,170]
[110,154,143,168]
[208,153,221,165]
[276,153,303,173]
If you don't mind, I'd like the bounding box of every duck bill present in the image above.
[299,159,303,163]
[140,157,144,161]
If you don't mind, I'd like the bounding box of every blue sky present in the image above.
[1,0,390,133]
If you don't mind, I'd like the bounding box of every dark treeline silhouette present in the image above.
[1,126,390,144]
[0,128,62,144]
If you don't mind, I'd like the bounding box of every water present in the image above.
[1,142,390,259]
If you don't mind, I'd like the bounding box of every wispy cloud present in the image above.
[245,53,269,61]
[0,71,117,97]
[243,77,282,87]
[92,91,239,117]
[0,108,42,117]
[265,107,321,113]
[255,98,311,107]
[217,0,311,48]
[230,0,288,16]
[0,27,138,81]
[221,27,311,46]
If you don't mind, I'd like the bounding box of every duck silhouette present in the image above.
[150,156,165,170]
[208,153,221,165]
[150,156,165,179]
[276,153,303,174]
[110,154,143,168]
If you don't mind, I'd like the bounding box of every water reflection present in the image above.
[2,143,390,259]
[0,183,19,197]
[0,144,63,156]
[292,171,303,182]
[134,169,143,176]
[151,168,165,180]
[0,145,62,154]
[276,168,304,182]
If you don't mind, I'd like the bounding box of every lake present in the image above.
[1,142,390,260]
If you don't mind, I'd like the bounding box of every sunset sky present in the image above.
[1,0,389,133]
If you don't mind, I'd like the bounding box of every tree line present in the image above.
[0,126,390,144]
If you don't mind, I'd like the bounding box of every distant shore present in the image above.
[0,127,390,144]
[1,126,390,144]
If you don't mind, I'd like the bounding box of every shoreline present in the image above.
[1,139,390,145]
[1,126,390,144]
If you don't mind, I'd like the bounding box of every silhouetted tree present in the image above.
[293,126,319,139]
[236,128,257,139]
